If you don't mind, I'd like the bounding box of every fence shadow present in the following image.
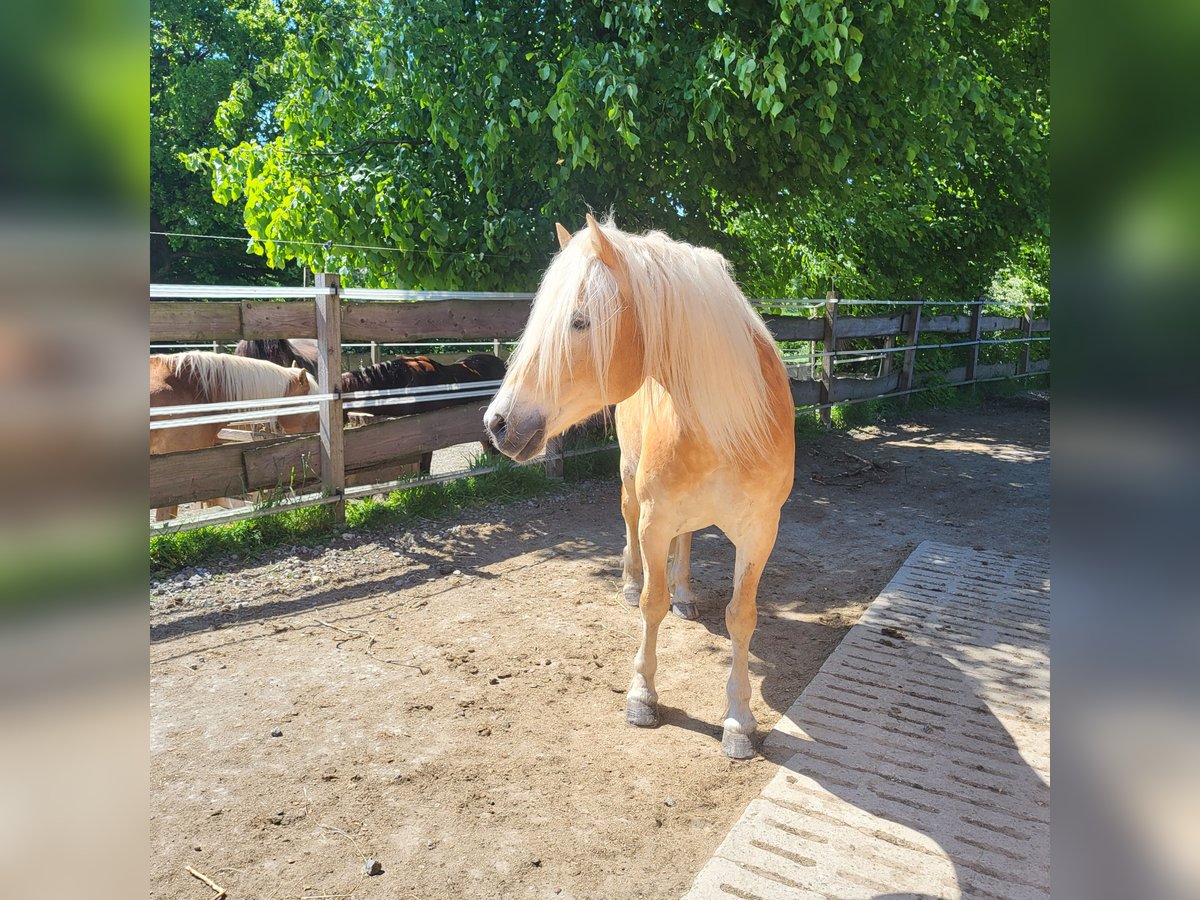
[150,508,627,645]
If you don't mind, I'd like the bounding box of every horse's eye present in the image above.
[571,315,590,331]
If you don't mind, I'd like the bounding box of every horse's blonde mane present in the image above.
[511,217,780,462]
[168,351,317,401]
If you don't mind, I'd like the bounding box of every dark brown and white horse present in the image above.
[234,338,320,374]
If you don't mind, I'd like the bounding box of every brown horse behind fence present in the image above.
[339,353,507,473]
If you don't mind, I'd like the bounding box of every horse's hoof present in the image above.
[626,698,659,728]
[620,583,642,608]
[720,729,756,759]
[671,600,699,620]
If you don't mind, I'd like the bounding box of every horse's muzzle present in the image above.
[485,410,546,463]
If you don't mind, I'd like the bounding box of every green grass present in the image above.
[150,446,621,576]
[794,373,1050,436]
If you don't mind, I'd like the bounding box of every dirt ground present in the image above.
[150,398,1049,900]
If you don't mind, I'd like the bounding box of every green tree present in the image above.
[186,0,1048,294]
[152,0,290,282]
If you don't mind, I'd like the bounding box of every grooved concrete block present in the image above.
[686,541,1050,900]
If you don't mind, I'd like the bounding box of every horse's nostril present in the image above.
[487,413,507,440]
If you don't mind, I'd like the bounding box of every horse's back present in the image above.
[457,353,507,382]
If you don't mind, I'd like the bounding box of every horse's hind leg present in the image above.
[720,517,780,759]
[626,517,672,727]
[619,480,642,607]
[668,532,698,620]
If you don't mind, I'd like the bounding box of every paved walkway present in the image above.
[686,541,1050,900]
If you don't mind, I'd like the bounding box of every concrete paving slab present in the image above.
[685,541,1049,900]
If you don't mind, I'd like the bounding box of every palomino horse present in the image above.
[150,351,317,518]
[485,214,795,758]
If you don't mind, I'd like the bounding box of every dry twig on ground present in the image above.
[810,451,892,488]
[306,619,427,673]
[186,865,227,899]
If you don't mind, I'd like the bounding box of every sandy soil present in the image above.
[150,398,1049,900]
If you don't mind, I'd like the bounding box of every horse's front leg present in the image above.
[619,480,643,607]
[626,517,672,727]
[668,531,698,620]
[721,518,780,759]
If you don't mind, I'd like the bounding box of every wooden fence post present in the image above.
[819,290,841,426]
[370,340,381,365]
[879,334,895,378]
[964,299,983,385]
[544,436,564,479]
[897,299,924,405]
[315,273,346,523]
[1018,302,1033,376]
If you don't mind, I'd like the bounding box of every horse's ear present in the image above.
[291,360,300,368]
[555,222,572,249]
[585,212,620,270]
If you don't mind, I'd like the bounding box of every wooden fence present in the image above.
[149,281,1049,532]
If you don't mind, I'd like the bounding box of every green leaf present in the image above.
[708,0,724,12]
[845,52,862,77]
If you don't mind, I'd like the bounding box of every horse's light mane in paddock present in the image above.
[170,351,317,401]
[511,217,779,462]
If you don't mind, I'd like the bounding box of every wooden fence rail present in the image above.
[150,281,1049,531]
